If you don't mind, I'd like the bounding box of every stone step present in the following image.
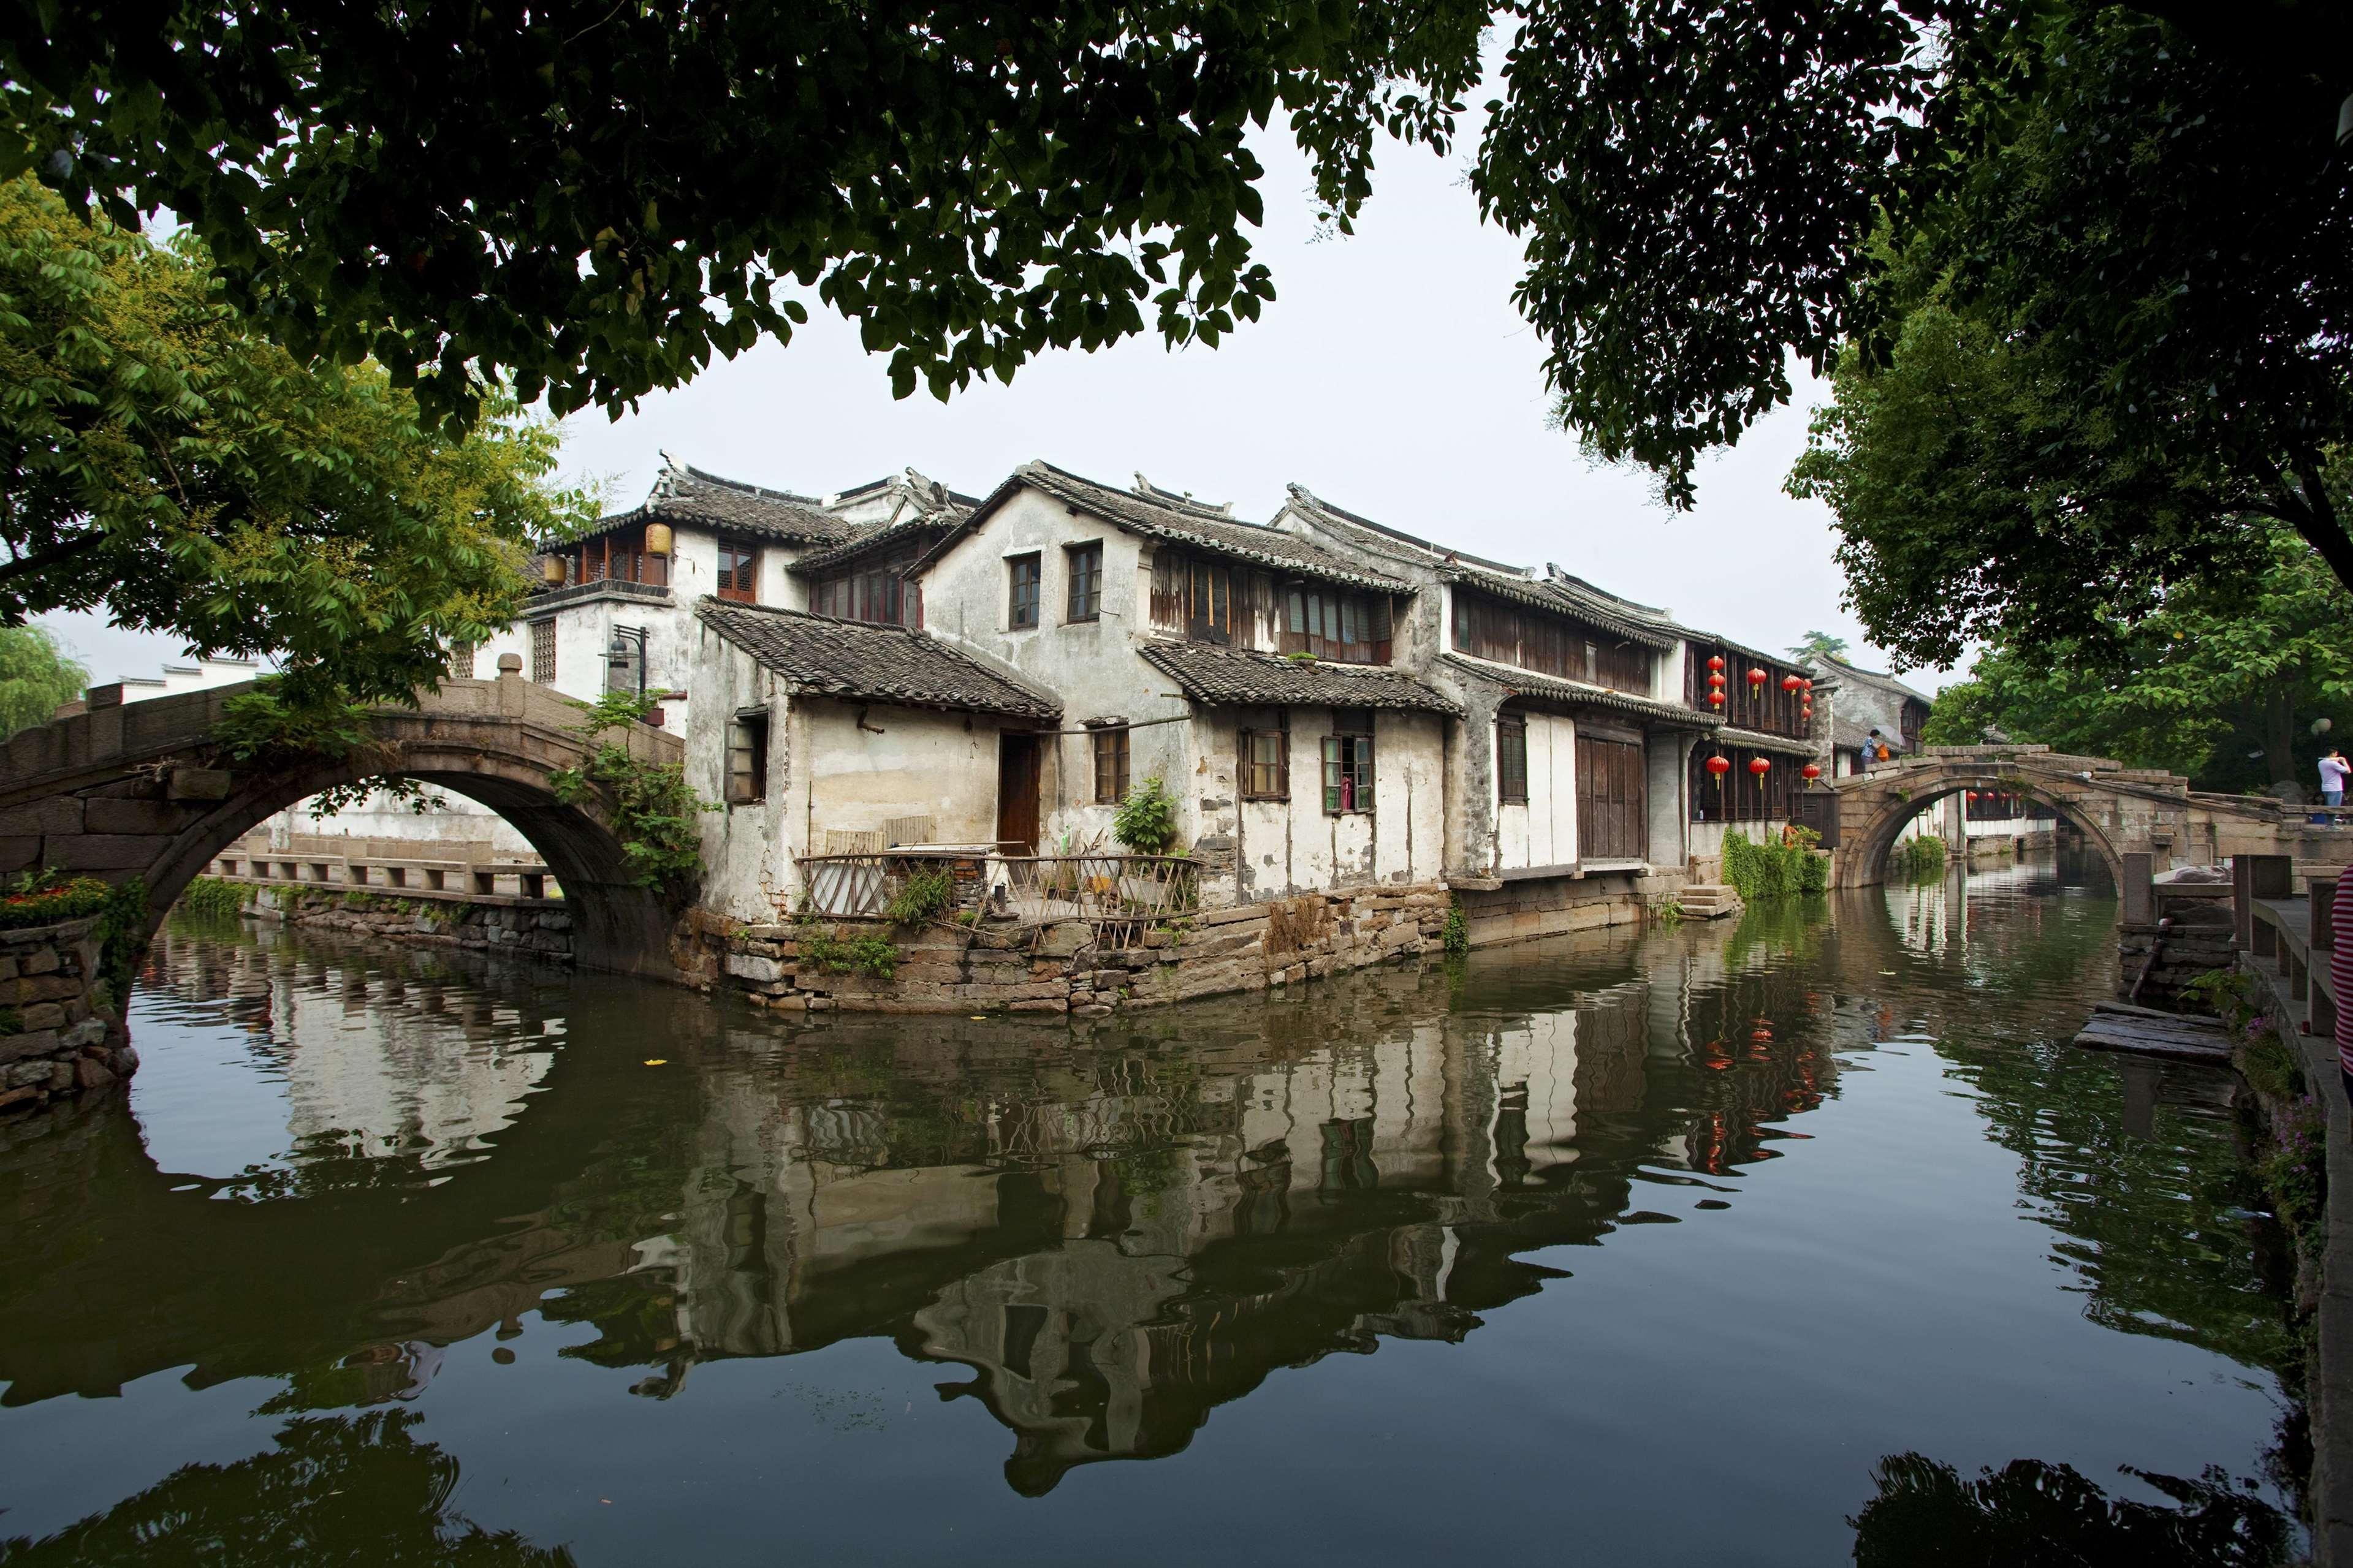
[1677,884,1744,919]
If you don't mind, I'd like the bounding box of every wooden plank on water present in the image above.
[2072,1002,2232,1062]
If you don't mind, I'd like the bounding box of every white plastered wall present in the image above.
[1493,712,1578,873]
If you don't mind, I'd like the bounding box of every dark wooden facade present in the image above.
[1451,588,1651,694]
[1689,744,1805,824]
[1149,547,1393,663]
[1576,734,1647,859]
[1682,640,1809,738]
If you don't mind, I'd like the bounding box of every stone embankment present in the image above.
[0,915,133,1117]
[248,888,575,963]
[713,885,1452,1016]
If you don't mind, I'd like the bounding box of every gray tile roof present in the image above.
[1711,724,1823,759]
[1141,641,1462,714]
[1011,463,1407,591]
[696,599,1060,719]
[1810,651,1934,706]
[1443,561,1680,651]
[571,460,857,550]
[1440,654,1717,729]
[788,513,960,577]
[1280,485,1527,574]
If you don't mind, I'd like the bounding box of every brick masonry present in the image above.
[0,915,135,1119]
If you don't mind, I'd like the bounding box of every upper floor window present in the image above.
[1066,543,1103,623]
[813,566,914,627]
[1683,642,1806,737]
[1451,589,1650,695]
[726,708,770,805]
[1149,547,1234,645]
[716,539,760,604]
[1285,587,1391,664]
[563,526,670,590]
[1239,721,1290,800]
[1008,553,1041,629]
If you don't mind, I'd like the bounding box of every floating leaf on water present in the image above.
[642,1058,667,1066]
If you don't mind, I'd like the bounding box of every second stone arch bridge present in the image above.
[1820,744,2316,888]
[0,662,685,979]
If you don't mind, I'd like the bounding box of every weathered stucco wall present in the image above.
[1495,711,1578,873]
[1186,707,1445,903]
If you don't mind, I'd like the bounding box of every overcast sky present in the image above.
[43,112,1952,694]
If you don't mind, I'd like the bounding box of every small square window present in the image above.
[530,619,556,683]
[716,539,760,603]
[1239,726,1289,800]
[1092,725,1130,805]
[1066,542,1103,623]
[727,709,770,805]
[1008,554,1041,630]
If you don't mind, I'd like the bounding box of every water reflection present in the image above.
[0,862,2301,1563]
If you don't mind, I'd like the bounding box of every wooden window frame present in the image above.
[1090,725,1131,805]
[1065,542,1103,624]
[1008,553,1041,630]
[726,708,770,805]
[1238,718,1290,801]
[1496,714,1529,805]
[715,537,761,604]
[529,619,556,684]
[1321,713,1375,815]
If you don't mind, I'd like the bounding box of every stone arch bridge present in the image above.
[0,665,685,978]
[1822,744,2316,889]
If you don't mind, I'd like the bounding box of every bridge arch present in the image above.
[1825,747,2197,892]
[0,670,686,980]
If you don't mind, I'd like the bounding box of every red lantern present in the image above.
[1966,790,1979,801]
[1781,673,1803,692]
[1708,690,1724,707]
[1705,754,1731,778]
[1707,654,1725,672]
[1802,761,1822,779]
[1747,667,1768,687]
[1748,756,1771,776]
[1707,671,1726,688]
[1801,678,1813,691]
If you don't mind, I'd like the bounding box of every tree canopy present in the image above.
[1786,6,2353,666]
[1918,522,2353,791]
[0,623,82,738]
[0,1,1485,429]
[0,175,588,709]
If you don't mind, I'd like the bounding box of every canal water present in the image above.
[0,858,2304,1564]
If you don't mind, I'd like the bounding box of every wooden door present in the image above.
[997,734,1041,854]
[1576,735,1648,862]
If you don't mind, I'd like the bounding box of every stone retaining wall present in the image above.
[2116,904,2236,1009]
[714,884,1452,1016]
[1454,869,1670,950]
[249,888,575,963]
[0,915,133,1116]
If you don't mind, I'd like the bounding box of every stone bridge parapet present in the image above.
[0,670,685,979]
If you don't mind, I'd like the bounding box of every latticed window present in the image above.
[726,710,769,805]
[530,619,556,683]
[715,539,760,603]
[1092,725,1130,804]
[1066,542,1103,623]
[1239,725,1288,800]
[450,640,476,680]
[1321,710,1375,814]
[1008,553,1041,629]
[1496,715,1529,804]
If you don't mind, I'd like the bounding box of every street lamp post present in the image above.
[607,624,648,704]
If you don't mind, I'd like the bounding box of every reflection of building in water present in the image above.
[142,931,557,1172]
[618,961,1827,1494]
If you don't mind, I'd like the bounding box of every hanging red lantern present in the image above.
[1707,654,1725,672]
[1705,753,1731,778]
[1748,756,1771,776]
[1966,790,1979,801]
[1707,671,1726,688]
[1708,690,1725,707]
[1781,673,1803,692]
[1801,678,1813,691]
[1747,667,1768,687]
[1801,762,1822,782]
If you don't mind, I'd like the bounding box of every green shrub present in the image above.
[1113,776,1181,855]
[885,868,954,926]
[175,877,247,920]
[1442,899,1469,956]
[1720,828,1828,903]
[1893,834,1947,881]
[2260,1094,2328,1265]
[549,692,718,890]
[800,925,900,980]
[0,872,115,930]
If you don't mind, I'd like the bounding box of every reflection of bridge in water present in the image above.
[0,894,2122,1494]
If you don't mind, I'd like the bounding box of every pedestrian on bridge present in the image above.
[2319,749,2347,808]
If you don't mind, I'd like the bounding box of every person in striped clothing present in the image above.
[2335,874,2353,1106]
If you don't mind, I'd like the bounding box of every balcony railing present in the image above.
[795,850,1199,947]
